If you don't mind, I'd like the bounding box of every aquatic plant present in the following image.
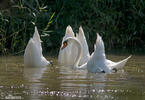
[0,0,55,55]
[0,0,145,55]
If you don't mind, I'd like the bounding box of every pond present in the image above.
[0,55,145,100]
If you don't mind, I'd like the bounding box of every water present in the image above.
[0,55,145,100]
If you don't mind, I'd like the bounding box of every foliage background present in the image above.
[0,0,145,55]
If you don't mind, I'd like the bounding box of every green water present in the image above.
[0,55,145,100]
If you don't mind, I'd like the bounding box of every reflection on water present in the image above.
[0,55,145,100]
[24,66,47,100]
[24,67,47,82]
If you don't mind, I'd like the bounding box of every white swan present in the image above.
[58,25,77,65]
[24,27,50,67]
[58,25,90,65]
[61,33,131,73]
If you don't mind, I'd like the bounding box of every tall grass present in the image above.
[0,0,54,55]
[0,0,145,55]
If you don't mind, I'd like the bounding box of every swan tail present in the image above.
[112,55,132,70]
[33,26,42,43]
[93,33,105,57]
[96,33,104,50]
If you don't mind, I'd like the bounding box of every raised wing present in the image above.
[108,55,132,70]
[76,26,90,65]
[87,33,111,73]
[63,25,75,40]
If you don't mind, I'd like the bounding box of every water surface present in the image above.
[0,55,145,100]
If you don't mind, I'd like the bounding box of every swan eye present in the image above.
[61,41,68,50]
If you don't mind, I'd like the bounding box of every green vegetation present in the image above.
[0,0,145,55]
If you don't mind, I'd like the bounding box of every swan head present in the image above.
[61,37,80,50]
[61,37,83,68]
[61,40,68,50]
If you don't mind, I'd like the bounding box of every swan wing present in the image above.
[76,26,90,65]
[63,25,75,40]
[108,55,132,70]
[24,38,41,67]
[87,34,111,73]
[106,59,116,66]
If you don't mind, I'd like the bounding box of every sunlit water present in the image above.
[0,55,145,100]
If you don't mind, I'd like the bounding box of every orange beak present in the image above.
[61,43,67,50]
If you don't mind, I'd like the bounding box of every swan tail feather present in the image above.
[33,26,42,42]
[93,33,105,57]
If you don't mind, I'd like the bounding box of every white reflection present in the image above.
[88,73,106,88]
[24,66,47,82]
[58,65,88,99]
[59,65,88,88]
[58,65,106,99]
[24,66,47,100]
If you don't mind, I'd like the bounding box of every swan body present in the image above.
[58,25,78,65]
[24,27,50,67]
[58,25,90,65]
[61,34,131,73]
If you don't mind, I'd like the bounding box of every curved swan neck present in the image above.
[70,38,82,67]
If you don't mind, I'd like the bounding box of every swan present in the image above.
[61,33,131,73]
[58,25,90,65]
[58,25,77,65]
[24,26,50,67]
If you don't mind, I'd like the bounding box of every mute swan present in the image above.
[24,27,50,67]
[58,25,77,65]
[58,25,90,65]
[61,33,131,73]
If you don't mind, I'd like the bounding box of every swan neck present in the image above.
[73,39,82,67]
